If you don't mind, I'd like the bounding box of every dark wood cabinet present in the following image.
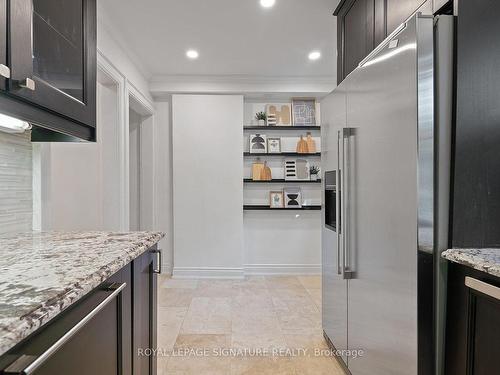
[386,0,426,36]
[0,0,96,141]
[451,0,500,248]
[133,249,159,375]
[341,0,374,80]
[0,248,159,375]
[445,263,500,375]
[334,0,430,83]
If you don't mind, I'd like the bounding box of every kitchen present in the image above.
[0,0,499,374]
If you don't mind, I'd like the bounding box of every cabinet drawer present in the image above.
[0,283,126,375]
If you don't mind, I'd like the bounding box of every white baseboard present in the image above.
[161,262,173,276]
[172,267,245,279]
[171,264,321,279]
[244,264,321,276]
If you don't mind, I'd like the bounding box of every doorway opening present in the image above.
[128,95,155,231]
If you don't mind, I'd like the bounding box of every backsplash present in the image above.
[0,132,32,234]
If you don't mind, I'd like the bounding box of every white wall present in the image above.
[172,95,244,278]
[244,212,321,275]
[154,101,173,274]
[38,80,121,231]
[129,108,141,230]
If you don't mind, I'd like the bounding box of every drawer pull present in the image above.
[4,283,126,375]
[18,78,35,91]
[465,276,500,301]
[152,249,162,274]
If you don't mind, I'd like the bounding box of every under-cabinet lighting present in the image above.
[308,51,321,61]
[0,113,31,134]
[260,0,276,8]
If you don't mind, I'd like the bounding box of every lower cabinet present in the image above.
[0,247,159,375]
[445,263,500,375]
[133,248,158,375]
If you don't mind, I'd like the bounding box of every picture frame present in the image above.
[249,134,267,154]
[266,104,292,126]
[284,187,302,208]
[292,98,317,127]
[284,158,310,181]
[267,137,281,153]
[270,191,284,208]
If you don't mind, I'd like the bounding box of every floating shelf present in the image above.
[244,178,321,184]
[244,152,321,157]
[243,205,321,211]
[244,125,321,131]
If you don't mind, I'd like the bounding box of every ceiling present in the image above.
[100,0,338,79]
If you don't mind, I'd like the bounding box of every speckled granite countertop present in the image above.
[442,248,500,278]
[0,231,164,357]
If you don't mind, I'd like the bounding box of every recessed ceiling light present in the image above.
[186,50,199,59]
[260,0,276,8]
[308,51,321,61]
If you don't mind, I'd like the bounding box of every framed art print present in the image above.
[267,137,281,153]
[292,98,316,126]
[266,104,292,126]
[249,134,267,154]
[270,191,284,208]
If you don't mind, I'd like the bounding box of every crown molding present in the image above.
[149,74,337,99]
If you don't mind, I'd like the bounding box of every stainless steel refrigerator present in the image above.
[321,14,454,375]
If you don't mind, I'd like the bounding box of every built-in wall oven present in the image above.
[325,170,339,231]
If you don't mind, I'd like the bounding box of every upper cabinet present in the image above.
[0,0,96,141]
[386,0,427,36]
[452,0,500,247]
[334,0,429,83]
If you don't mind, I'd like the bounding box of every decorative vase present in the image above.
[310,174,318,181]
[258,119,265,126]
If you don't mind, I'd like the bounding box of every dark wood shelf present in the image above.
[244,152,321,157]
[243,205,321,211]
[244,126,321,131]
[244,179,321,184]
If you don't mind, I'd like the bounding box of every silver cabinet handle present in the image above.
[152,249,162,274]
[342,128,354,279]
[4,283,126,375]
[18,77,35,91]
[0,64,10,79]
[336,130,342,275]
[465,277,500,301]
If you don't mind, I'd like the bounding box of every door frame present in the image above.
[125,81,156,231]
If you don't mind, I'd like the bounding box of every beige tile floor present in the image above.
[156,275,346,375]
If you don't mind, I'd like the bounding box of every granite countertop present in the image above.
[442,248,500,278]
[0,231,165,357]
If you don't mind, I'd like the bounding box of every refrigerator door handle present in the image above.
[336,130,342,275]
[342,128,354,280]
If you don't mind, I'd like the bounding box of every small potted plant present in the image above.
[255,111,267,126]
[310,165,320,181]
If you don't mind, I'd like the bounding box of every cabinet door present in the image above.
[343,0,374,79]
[465,277,500,375]
[8,0,96,127]
[386,0,426,35]
[133,249,158,375]
[452,0,500,247]
[0,0,6,91]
